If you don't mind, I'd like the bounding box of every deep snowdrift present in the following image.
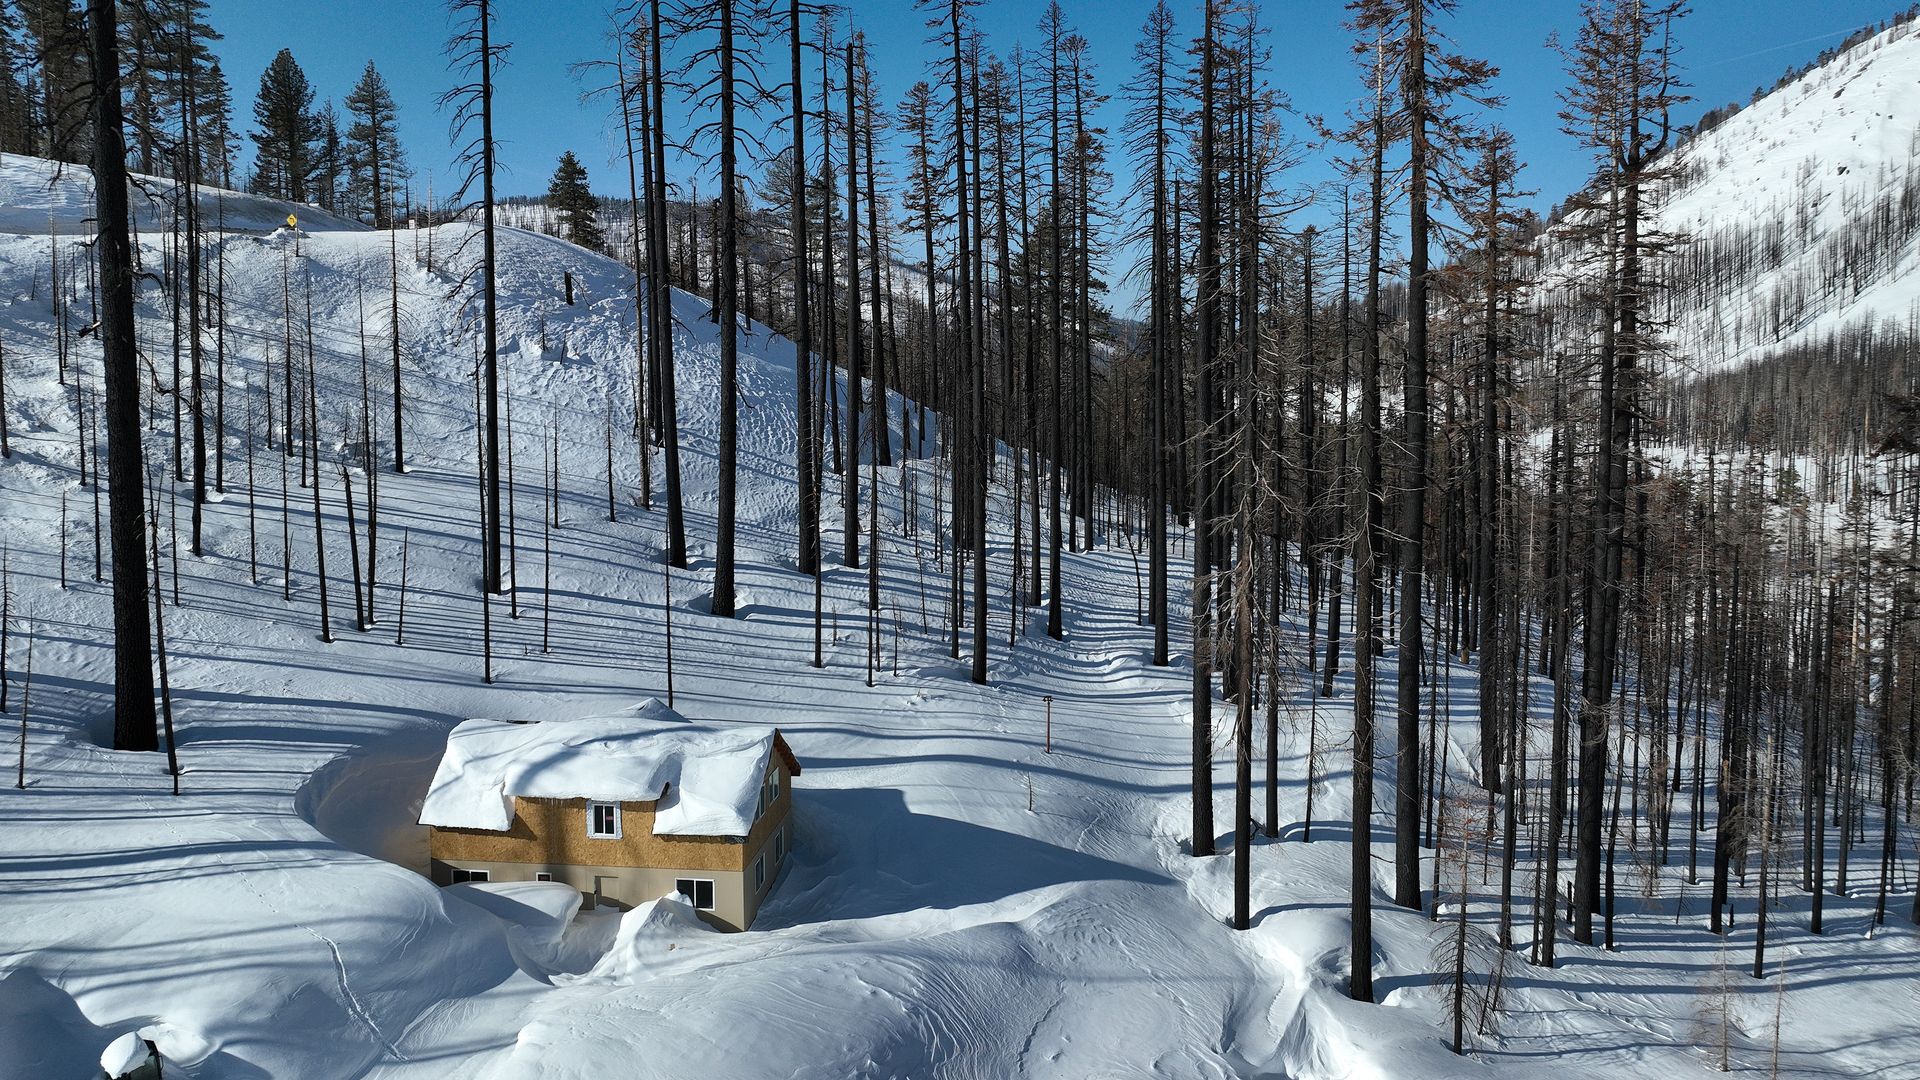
[0,153,1913,1080]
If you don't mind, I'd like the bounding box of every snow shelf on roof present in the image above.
[418,699,786,837]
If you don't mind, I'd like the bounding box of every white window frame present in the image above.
[587,802,622,839]
[755,764,782,822]
[674,878,716,910]
[535,871,554,882]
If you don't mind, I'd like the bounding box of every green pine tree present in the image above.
[547,150,604,252]
[249,47,321,202]
[17,0,89,163]
[344,61,408,227]
[313,100,343,212]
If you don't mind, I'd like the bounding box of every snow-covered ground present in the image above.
[0,153,1915,1080]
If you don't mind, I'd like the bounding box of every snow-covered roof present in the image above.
[417,700,797,837]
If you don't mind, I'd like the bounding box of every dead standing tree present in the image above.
[675,0,771,616]
[1557,0,1687,945]
[86,0,161,752]
[442,0,509,595]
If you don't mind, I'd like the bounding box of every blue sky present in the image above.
[205,0,1900,265]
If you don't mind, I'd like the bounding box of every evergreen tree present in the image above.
[344,60,407,226]
[197,60,237,184]
[0,6,32,153]
[249,47,320,202]
[313,100,343,212]
[121,0,222,180]
[546,150,604,251]
[20,0,89,162]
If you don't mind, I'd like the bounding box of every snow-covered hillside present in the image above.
[1545,13,1920,375]
[0,154,1915,1080]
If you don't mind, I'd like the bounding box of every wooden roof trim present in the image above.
[773,732,802,777]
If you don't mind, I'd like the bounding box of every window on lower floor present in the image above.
[674,878,715,910]
[754,854,767,893]
[535,872,554,882]
[588,802,621,839]
[774,824,787,862]
[451,868,490,884]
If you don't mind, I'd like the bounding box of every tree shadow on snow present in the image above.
[754,787,1167,928]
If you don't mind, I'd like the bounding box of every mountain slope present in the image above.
[1543,12,1920,376]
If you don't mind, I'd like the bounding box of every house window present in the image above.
[588,802,621,839]
[774,824,787,862]
[451,868,490,884]
[756,765,783,821]
[754,854,767,893]
[674,878,715,910]
[535,872,554,882]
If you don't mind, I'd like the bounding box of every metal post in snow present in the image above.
[1044,695,1053,755]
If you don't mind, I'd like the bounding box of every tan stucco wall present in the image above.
[428,758,793,931]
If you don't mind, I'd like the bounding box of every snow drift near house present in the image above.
[561,896,716,987]
[418,701,783,837]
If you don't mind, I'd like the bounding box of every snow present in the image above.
[417,705,781,837]
[0,153,369,237]
[453,880,585,931]
[1539,18,1920,374]
[99,1033,149,1077]
[0,145,1913,1080]
[559,896,716,986]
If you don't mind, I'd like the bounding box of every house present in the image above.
[417,701,800,931]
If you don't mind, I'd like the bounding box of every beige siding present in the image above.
[429,857,758,930]
[428,758,793,931]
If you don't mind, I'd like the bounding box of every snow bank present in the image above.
[564,897,716,986]
[99,1033,150,1078]
[449,880,583,936]
[417,700,783,837]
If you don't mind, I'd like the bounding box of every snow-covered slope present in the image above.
[0,154,369,236]
[1547,13,1920,374]
[0,155,1914,1080]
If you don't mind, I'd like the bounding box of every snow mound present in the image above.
[449,880,586,978]
[100,1023,216,1076]
[449,880,583,938]
[0,968,107,1078]
[100,1032,150,1077]
[564,897,716,986]
[417,702,787,837]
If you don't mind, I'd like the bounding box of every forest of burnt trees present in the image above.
[2,0,1917,1038]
